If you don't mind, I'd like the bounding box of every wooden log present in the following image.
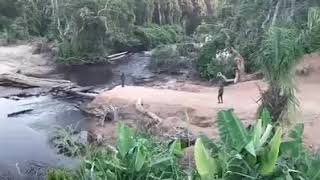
[107,51,128,59]
[108,54,128,63]
[0,73,97,99]
[8,109,33,117]
[135,98,162,125]
[69,91,97,99]
[0,73,74,88]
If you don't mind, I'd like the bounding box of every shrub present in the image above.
[48,111,320,180]
[50,124,86,157]
[197,40,236,80]
[150,45,193,74]
[76,123,187,180]
[47,169,74,180]
[194,109,320,179]
[133,24,183,49]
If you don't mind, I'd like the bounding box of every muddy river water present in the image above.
[0,53,155,179]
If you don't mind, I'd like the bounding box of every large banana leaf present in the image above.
[217,109,249,151]
[246,119,274,157]
[134,146,146,171]
[260,127,282,175]
[169,139,183,157]
[194,138,218,180]
[257,124,273,150]
[116,123,134,158]
[252,119,263,148]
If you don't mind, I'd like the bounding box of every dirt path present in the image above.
[87,54,320,151]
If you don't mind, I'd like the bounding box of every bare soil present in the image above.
[0,44,55,77]
[87,53,320,151]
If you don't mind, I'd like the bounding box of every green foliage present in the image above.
[169,139,183,157]
[76,123,187,179]
[117,123,134,157]
[48,113,320,180]
[194,109,320,179]
[0,0,21,30]
[47,169,74,180]
[260,127,282,175]
[50,125,86,157]
[0,0,219,64]
[217,109,249,151]
[301,7,320,53]
[194,138,218,180]
[19,0,53,37]
[259,27,303,90]
[196,0,320,80]
[260,108,272,127]
[258,26,304,122]
[150,45,192,74]
[134,24,183,49]
[197,33,236,80]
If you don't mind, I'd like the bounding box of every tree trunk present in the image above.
[0,73,97,99]
[135,98,162,125]
[231,47,246,82]
[158,2,162,25]
[290,0,296,21]
[0,73,74,88]
[271,0,282,26]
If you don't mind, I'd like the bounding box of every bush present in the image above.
[47,169,74,180]
[197,39,236,80]
[150,45,193,74]
[133,24,184,49]
[48,111,320,180]
[76,123,187,180]
[50,125,86,157]
[194,109,320,179]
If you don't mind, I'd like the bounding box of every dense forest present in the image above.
[1,0,320,179]
[1,0,320,75]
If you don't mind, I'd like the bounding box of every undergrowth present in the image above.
[48,110,320,180]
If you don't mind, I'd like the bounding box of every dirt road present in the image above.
[88,54,320,151]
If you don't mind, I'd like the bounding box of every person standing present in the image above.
[121,73,125,87]
[218,78,224,103]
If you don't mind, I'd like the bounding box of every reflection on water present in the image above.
[61,64,114,86]
[0,96,84,178]
[58,53,153,88]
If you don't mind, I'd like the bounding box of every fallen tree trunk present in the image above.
[0,73,74,88]
[0,73,97,99]
[135,98,163,125]
[8,109,33,117]
[63,90,97,99]
[107,51,128,59]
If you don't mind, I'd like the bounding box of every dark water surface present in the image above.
[0,96,84,179]
[0,53,153,179]
[59,53,153,89]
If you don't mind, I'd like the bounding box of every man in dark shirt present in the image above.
[121,73,125,87]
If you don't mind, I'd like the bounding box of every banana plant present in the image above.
[194,138,219,180]
[195,109,283,179]
[244,108,282,175]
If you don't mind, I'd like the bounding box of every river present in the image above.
[0,52,155,179]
